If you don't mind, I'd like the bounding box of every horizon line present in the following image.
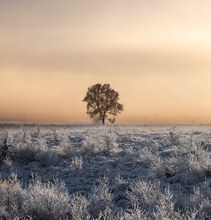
[1,121,211,127]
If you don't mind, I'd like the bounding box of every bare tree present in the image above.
[83,83,123,125]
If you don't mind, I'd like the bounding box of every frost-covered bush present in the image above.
[0,172,25,219]
[186,181,211,219]
[38,149,59,166]
[187,143,211,176]
[9,141,59,166]
[11,144,43,163]
[166,130,180,146]
[127,180,200,219]
[61,141,75,158]
[83,136,101,155]
[127,180,160,213]
[88,178,114,218]
[153,187,181,220]
[103,134,119,152]
[138,147,162,178]
[83,133,119,155]
[23,180,70,220]
[164,141,211,184]
[69,193,90,219]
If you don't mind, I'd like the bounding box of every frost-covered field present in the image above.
[1,125,211,219]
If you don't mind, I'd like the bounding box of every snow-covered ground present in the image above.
[1,125,211,219]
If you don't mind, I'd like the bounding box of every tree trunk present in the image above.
[102,118,105,125]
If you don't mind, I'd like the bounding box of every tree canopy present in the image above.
[83,83,123,125]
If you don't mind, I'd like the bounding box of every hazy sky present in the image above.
[1,0,211,123]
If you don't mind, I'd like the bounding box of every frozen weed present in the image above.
[36,125,41,138]
[119,204,149,220]
[4,130,12,146]
[71,156,83,171]
[52,128,60,146]
[0,205,8,219]
[94,207,113,220]
[21,128,31,145]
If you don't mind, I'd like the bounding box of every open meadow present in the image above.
[1,125,211,219]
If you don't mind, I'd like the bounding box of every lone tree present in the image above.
[83,83,123,125]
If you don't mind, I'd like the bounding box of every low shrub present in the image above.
[23,180,70,220]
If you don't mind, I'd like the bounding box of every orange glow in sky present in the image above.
[1,0,211,124]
